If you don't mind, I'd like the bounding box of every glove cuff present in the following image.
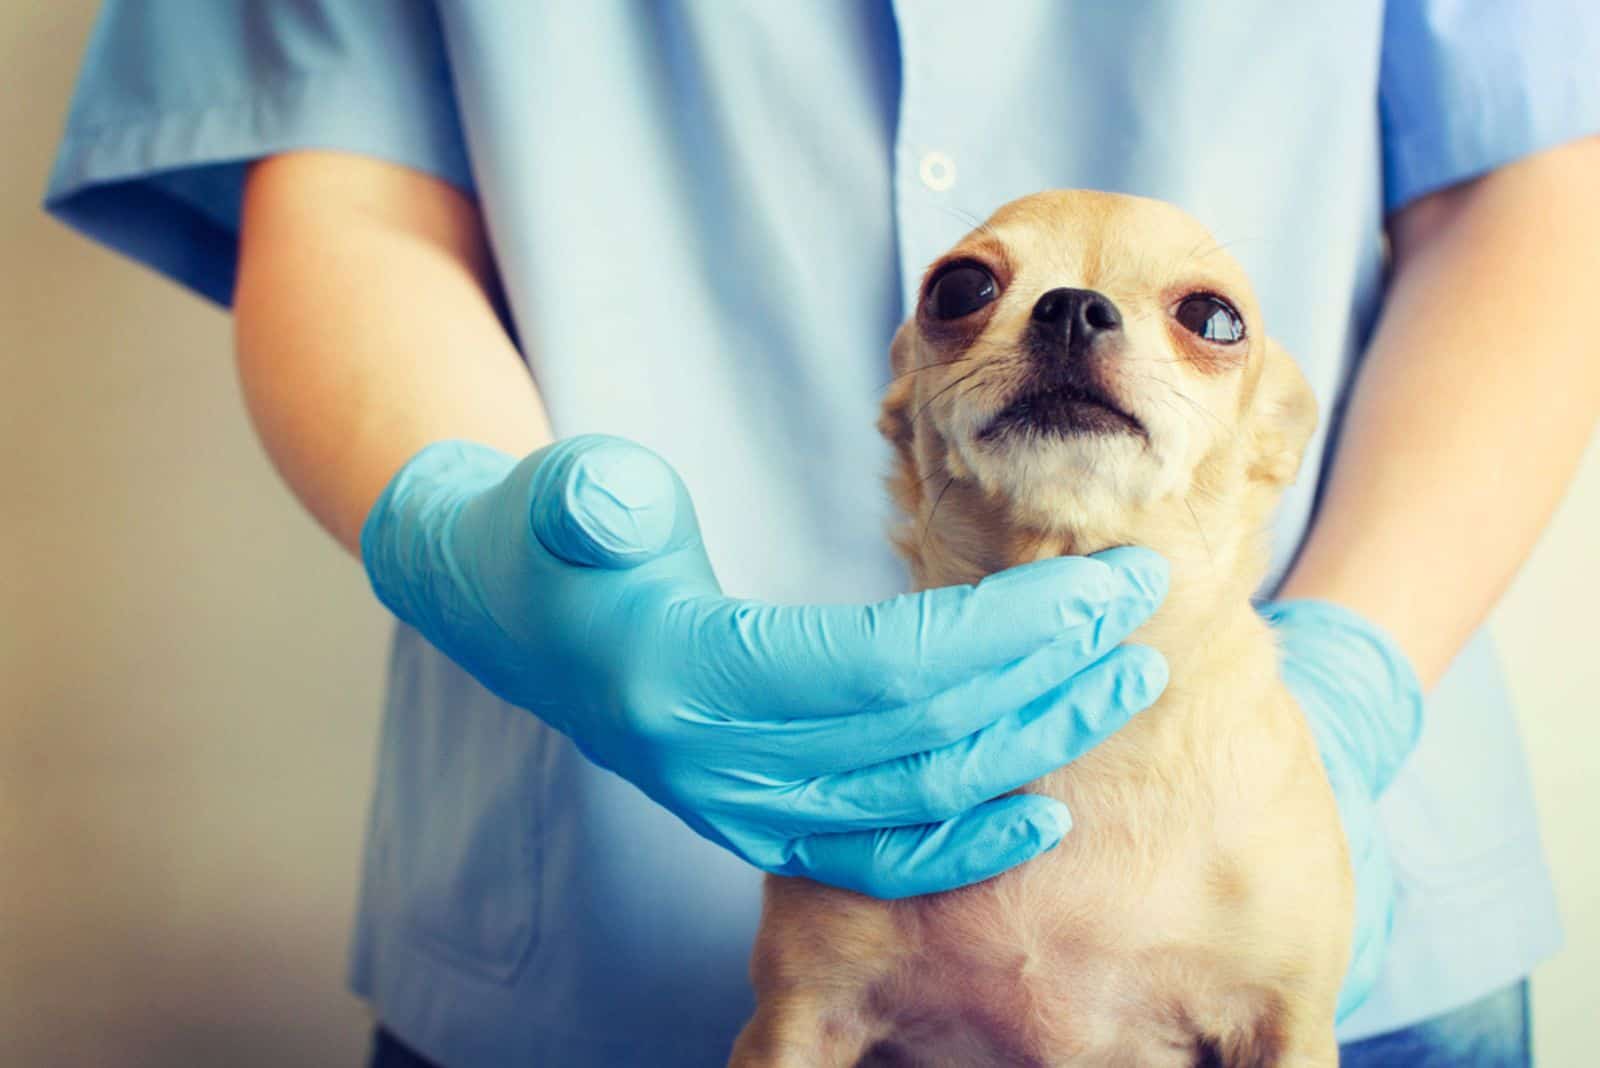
[1259,598,1424,797]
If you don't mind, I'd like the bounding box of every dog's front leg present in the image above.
[1270,1016,1340,1068]
[729,994,884,1068]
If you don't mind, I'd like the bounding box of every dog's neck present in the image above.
[900,471,1275,682]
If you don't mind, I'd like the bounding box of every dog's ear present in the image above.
[1245,338,1318,486]
[878,322,919,469]
[879,323,924,513]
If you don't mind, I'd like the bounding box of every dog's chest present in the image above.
[857,695,1313,1064]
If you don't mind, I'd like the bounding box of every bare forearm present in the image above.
[234,152,550,556]
[1280,137,1600,687]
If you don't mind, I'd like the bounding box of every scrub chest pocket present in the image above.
[366,625,549,983]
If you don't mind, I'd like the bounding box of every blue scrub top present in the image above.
[47,3,1597,1065]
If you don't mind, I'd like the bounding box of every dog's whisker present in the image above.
[1123,372,1237,439]
[1181,233,1265,267]
[1184,496,1216,566]
[883,355,979,387]
[909,365,991,427]
[1024,527,1052,562]
[919,475,957,553]
[936,204,986,231]
[907,351,1029,429]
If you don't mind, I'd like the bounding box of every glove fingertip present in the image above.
[1062,644,1168,743]
[1090,545,1170,604]
[531,436,682,568]
[1025,797,1073,847]
[881,801,1069,897]
[974,550,1154,633]
[1122,643,1171,707]
[994,793,1072,850]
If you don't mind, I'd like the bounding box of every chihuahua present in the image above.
[731,191,1349,1067]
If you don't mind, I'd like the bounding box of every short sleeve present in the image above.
[1379,0,1600,214]
[42,0,474,306]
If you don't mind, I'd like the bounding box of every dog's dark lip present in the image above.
[978,383,1148,442]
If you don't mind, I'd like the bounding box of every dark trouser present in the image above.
[1339,982,1531,1067]
[369,980,1531,1067]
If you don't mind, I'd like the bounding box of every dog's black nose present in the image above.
[1031,287,1122,345]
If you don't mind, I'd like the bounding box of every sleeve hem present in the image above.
[42,67,475,307]
[1383,70,1600,215]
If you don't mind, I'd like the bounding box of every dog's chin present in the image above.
[946,425,1160,536]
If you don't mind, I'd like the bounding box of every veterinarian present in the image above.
[47,3,1597,1065]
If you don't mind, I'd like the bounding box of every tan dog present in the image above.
[731,191,1350,1067]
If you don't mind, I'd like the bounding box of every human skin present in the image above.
[234,138,1600,689]
[1276,136,1600,687]
[234,152,552,555]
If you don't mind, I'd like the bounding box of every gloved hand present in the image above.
[361,434,1170,899]
[1259,599,1424,1022]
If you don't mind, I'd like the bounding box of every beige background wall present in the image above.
[3,5,1595,1066]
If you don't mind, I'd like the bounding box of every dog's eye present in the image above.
[925,263,999,320]
[1175,295,1245,344]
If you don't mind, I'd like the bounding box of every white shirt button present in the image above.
[919,151,956,192]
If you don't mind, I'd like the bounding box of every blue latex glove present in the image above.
[361,434,1170,899]
[1259,599,1424,1022]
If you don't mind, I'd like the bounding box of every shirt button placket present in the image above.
[918,150,956,192]
[890,3,967,314]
